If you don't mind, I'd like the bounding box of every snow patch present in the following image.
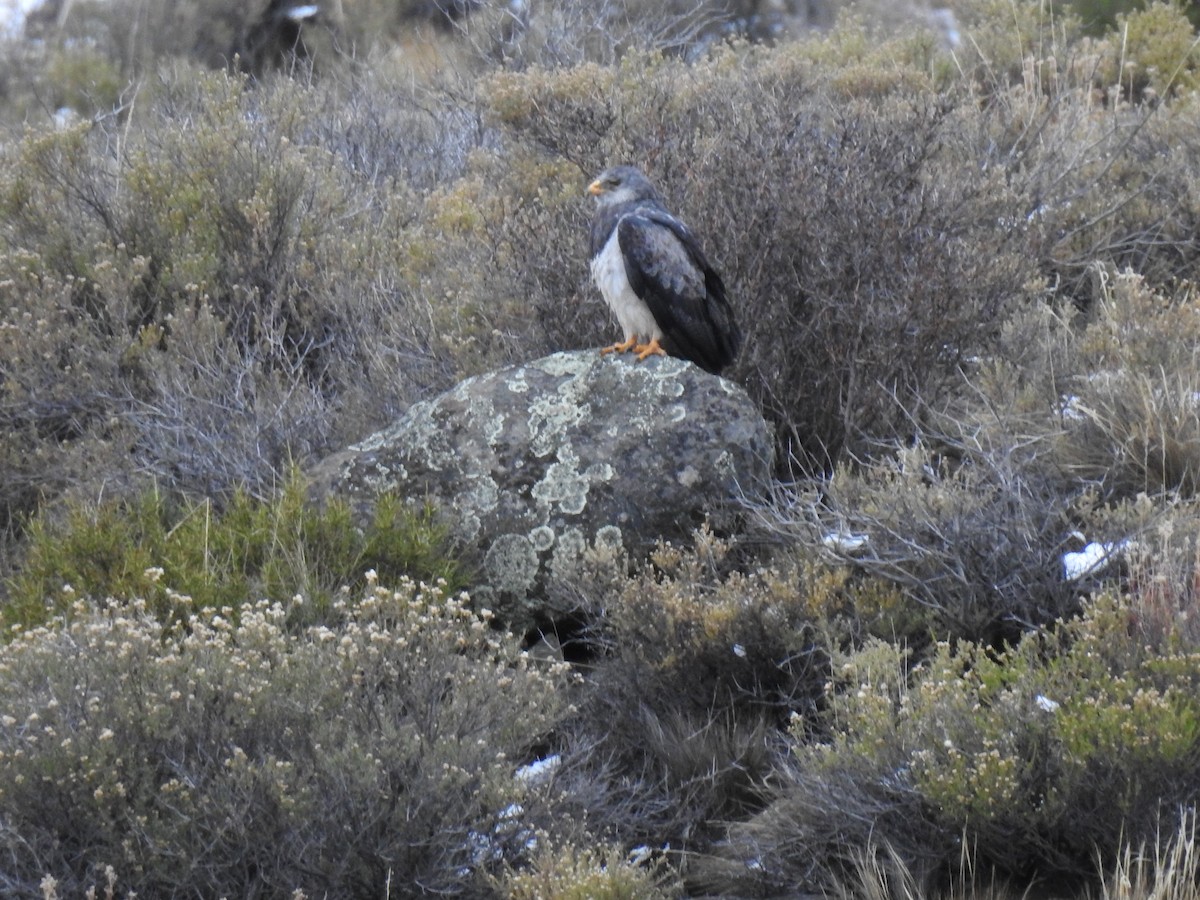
[1062,538,1131,581]
[286,4,320,21]
[515,754,560,786]
[822,531,869,552]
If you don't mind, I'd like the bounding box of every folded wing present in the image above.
[617,210,742,374]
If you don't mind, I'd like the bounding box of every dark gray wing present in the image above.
[617,208,741,373]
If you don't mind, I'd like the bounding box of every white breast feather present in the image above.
[590,224,661,344]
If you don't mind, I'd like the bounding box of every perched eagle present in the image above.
[588,166,741,375]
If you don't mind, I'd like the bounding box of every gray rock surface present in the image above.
[307,350,773,632]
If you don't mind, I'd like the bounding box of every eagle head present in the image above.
[587,165,661,207]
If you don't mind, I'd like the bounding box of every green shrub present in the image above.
[0,578,566,898]
[689,570,1200,895]
[731,585,1200,893]
[4,470,463,633]
[901,597,1200,879]
[1100,1,1200,98]
[946,0,1084,92]
[1073,0,1146,34]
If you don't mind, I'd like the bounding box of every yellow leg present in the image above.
[601,336,638,356]
[633,337,667,361]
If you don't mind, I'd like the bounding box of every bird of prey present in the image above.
[588,165,741,375]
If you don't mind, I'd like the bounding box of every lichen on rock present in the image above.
[307,350,773,635]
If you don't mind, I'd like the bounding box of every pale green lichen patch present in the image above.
[453,474,499,540]
[533,457,590,516]
[457,508,483,542]
[484,532,539,597]
[450,372,488,405]
[535,353,594,378]
[467,393,504,447]
[549,527,587,583]
[360,465,406,495]
[528,390,591,458]
[355,399,459,482]
[530,525,556,552]
[595,525,623,552]
[532,446,614,516]
[653,374,687,398]
[714,450,736,480]
[505,368,531,394]
[355,399,434,453]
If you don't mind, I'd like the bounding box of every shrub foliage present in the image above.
[5,470,463,633]
[0,580,566,898]
[6,0,1200,897]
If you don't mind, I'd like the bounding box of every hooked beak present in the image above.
[587,179,604,196]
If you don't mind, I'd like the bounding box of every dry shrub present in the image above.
[1096,810,1200,900]
[482,37,1039,470]
[1115,503,1200,652]
[1055,272,1200,501]
[690,750,947,897]
[954,4,1200,306]
[704,808,1200,900]
[759,270,1200,647]
[0,578,567,898]
[415,0,842,71]
[0,65,464,530]
[530,530,828,866]
[760,430,1081,646]
[1034,98,1200,305]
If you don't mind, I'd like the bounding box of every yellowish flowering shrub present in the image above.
[598,528,828,723]
[795,591,1200,881]
[0,577,567,898]
[1104,1,1200,99]
[498,841,679,900]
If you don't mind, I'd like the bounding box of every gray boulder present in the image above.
[307,350,773,633]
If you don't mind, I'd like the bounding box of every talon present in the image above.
[633,338,666,361]
[601,336,638,356]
